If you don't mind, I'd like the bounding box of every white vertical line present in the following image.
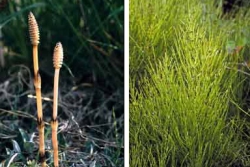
[124,0,129,166]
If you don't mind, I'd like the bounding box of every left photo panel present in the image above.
[0,0,124,166]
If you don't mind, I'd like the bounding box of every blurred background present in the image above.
[0,0,124,166]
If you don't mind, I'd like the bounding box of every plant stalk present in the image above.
[52,68,60,167]
[33,45,46,167]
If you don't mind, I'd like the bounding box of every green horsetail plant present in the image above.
[28,12,46,167]
[51,42,63,167]
[130,0,250,166]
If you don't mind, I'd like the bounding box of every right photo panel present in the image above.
[130,0,250,166]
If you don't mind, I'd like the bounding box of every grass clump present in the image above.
[130,0,250,166]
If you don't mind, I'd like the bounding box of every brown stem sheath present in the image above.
[38,120,45,165]
[51,119,59,167]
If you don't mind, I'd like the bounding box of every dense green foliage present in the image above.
[130,0,250,166]
[0,0,124,166]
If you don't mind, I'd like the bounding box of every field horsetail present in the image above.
[51,42,64,167]
[28,12,46,167]
[28,12,63,167]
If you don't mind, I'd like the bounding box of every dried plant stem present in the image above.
[33,45,46,167]
[28,12,46,166]
[52,69,60,167]
[51,42,63,167]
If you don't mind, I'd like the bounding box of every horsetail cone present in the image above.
[28,12,40,45]
[53,42,63,69]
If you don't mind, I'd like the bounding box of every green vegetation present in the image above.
[0,0,124,166]
[130,0,250,166]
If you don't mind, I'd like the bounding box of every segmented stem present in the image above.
[52,42,63,167]
[29,12,46,167]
